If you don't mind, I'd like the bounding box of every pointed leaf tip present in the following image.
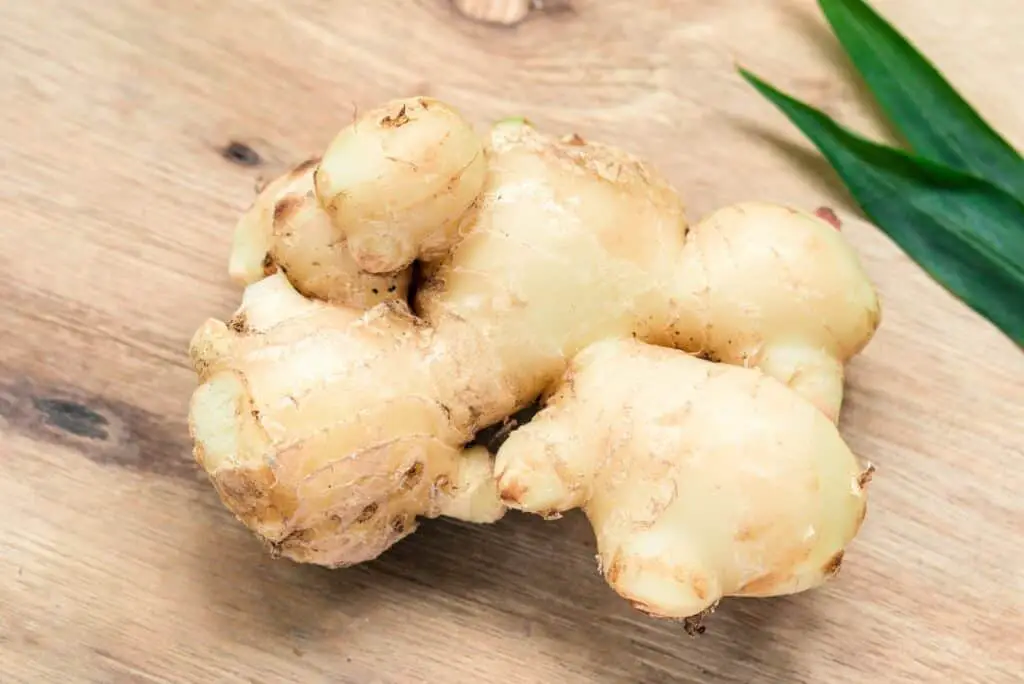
[740,67,1024,345]
[816,0,1024,200]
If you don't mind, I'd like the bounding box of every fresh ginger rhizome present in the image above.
[188,97,879,626]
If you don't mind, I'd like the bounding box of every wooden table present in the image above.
[2,1,1021,682]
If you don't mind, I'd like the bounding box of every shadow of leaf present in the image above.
[778,0,910,150]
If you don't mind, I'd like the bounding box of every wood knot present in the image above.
[221,141,262,167]
[33,398,109,440]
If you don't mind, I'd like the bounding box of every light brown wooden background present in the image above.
[2,1,1022,682]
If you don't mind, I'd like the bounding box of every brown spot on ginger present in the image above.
[858,464,876,489]
[272,195,304,227]
[814,206,842,230]
[400,461,424,490]
[605,553,624,585]
[381,104,410,128]
[682,600,718,637]
[391,515,410,534]
[261,253,278,276]
[824,550,844,577]
[227,313,248,333]
[691,575,708,601]
[213,465,281,527]
[499,479,529,505]
[291,157,321,178]
[355,502,378,523]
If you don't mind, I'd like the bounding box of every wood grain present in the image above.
[1,1,1022,682]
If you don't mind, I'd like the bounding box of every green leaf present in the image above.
[817,0,1024,200]
[739,68,1024,346]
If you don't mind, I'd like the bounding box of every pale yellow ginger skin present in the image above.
[674,202,880,422]
[190,275,506,565]
[189,96,880,619]
[228,160,410,308]
[495,338,869,620]
[314,97,488,274]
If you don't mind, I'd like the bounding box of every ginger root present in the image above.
[495,338,869,620]
[189,97,880,620]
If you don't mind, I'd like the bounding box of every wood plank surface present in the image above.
[1,1,1022,682]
